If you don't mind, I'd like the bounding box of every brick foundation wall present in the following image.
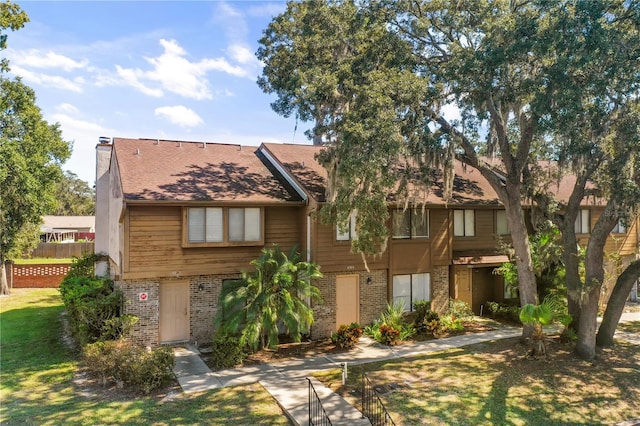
[11,263,72,288]
[189,274,240,345]
[431,265,450,314]
[311,269,388,339]
[117,279,161,346]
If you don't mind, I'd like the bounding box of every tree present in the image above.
[0,3,71,294]
[215,245,323,351]
[49,171,95,216]
[260,0,602,338]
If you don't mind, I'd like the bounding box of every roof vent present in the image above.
[155,139,160,145]
[202,142,206,149]
[135,148,140,155]
[177,142,182,148]
[301,161,305,169]
[98,136,111,144]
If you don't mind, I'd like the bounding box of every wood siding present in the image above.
[576,208,639,256]
[123,205,301,280]
[452,209,502,252]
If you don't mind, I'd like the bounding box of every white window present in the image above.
[454,209,475,237]
[392,273,431,312]
[185,207,262,246]
[496,210,509,235]
[336,214,357,241]
[229,207,261,242]
[188,207,223,243]
[611,220,626,234]
[392,209,429,239]
[574,209,590,234]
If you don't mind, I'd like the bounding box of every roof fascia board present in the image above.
[258,145,309,203]
[122,199,305,206]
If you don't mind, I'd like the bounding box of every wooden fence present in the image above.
[29,242,94,259]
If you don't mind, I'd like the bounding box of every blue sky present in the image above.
[5,1,310,185]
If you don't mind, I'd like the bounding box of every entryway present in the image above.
[336,275,359,328]
[160,280,190,343]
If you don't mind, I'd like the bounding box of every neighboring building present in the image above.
[41,215,95,242]
[95,137,639,346]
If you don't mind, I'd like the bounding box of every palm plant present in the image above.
[519,295,571,357]
[215,245,322,351]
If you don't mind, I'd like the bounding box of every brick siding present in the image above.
[117,274,240,347]
[311,269,388,339]
[11,263,72,288]
[431,265,450,314]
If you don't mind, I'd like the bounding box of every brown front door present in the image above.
[455,267,472,308]
[160,280,190,342]
[336,275,359,329]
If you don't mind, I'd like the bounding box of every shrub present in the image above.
[486,301,521,323]
[424,311,440,336]
[211,331,246,370]
[378,324,401,346]
[83,340,174,394]
[331,323,363,348]
[365,302,414,345]
[440,314,464,332]
[448,299,474,320]
[412,300,431,332]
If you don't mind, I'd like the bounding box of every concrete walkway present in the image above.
[172,312,640,426]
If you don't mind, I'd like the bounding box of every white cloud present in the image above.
[155,105,204,128]
[113,38,252,100]
[11,49,88,71]
[246,2,287,18]
[115,65,164,97]
[56,103,79,114]
[10,65,84,93]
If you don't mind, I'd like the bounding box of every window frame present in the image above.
[453,209,476,237]
[183,206,264,247]
[336,214,357,242]
[392,273,431,312]
[392,209,429,239]
[574,209,591,235]
[611,219,626,234]
[496,210,510,236]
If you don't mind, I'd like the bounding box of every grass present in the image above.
[0,289,290,425]
[11,258,73,264]
[315,336,640,425]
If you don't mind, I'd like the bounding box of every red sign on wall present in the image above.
[138,292,148,301]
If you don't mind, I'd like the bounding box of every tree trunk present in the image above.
[504,186,538,339]
[597,259,640,347]
[561,228,581,331]
[0,261,10,296]
[575,200,616,360]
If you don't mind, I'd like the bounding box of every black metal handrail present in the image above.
[361,369,396,426]
[307,377,332,426]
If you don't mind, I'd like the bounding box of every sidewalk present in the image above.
[173,312,640,425]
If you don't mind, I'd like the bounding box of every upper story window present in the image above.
[184,207,263,247]
[574,209,590,234]
[611,219,626,234]
[453,209,475,237]
[392,209,429,239]
[336,214,357,241]
[496,210,510,236]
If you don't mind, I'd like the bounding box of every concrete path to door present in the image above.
[172,311,640,426]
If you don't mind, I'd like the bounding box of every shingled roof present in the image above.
[112,138,302,203]
[260,143,503,205]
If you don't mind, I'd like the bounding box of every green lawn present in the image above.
[316,336,640,425]
[0,289,290,425]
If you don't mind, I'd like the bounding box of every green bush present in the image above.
[365,302,414,345]
[486,301,521,323]
[448,299,474,320]
[424,311,440,336]
[59,253,135,345]
[440,314,464,332]
[83,340,174,394]
[331,323,363,348]
[211,331,246,370]
[412,300,431,332]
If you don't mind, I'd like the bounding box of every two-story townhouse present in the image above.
[95,137,639,346]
